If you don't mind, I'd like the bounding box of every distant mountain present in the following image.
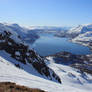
[29,26,70,30]
[55,24,92,38]
[72,31,92,42]
[55,23,92,51]
[29,26,71,34]
[69,24,92,50]
[67,24,92,37]
[0,23,39,43]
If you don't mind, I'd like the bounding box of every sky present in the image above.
[0,0,92,27]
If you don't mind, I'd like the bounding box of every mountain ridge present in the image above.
[0,23,61,83]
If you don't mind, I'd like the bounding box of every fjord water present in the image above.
[32,33,92,56]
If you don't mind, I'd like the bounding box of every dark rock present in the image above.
[0,30,61,83]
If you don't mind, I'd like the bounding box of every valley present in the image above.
[0,0,92,92]
[0,23,92,92]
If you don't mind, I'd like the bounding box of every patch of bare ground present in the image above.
[0,82,46,92]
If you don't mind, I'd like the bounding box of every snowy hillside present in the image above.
[56,24,92,38]
[69,24,92,50]
[72,31,92,42]
[0,52,92,92]
[46,57,92,92]
[0,25,61,83]
[67,24,92,35]
[69,24,92,42]
[55,23,92,50]
[0,22,92,92]
[0,23,39,43]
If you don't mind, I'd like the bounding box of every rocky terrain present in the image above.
[0,23,92,92]
[46,51,92,75]
[0,23,39,44]
[0,23,61,83]
[0,82,45,92]
[0,50,92,92]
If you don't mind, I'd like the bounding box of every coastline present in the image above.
[69,39,92,53]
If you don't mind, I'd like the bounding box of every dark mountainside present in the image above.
[47,51,92,75]
[0,24,61,83]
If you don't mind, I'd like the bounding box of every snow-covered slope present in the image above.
[0,22,92,92]
[70,24,92,42]
[67,24,92,35]
[46,57,92,92]
[0,53,92,92]
[69,24,92,49]
[0,24,61,83]
[58,24,92,38]
[72,31,92,42]
[0,23,39,43]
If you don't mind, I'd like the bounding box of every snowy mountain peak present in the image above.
[68,24,92,34]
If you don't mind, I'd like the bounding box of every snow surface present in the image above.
[68,24,92,34]
[67,25,83,34]
[0,51,92,92]
[0,23,23,43]
[67,24,92,47]
[0,22,92,92]
[72,31,92,42]
[0,23,39,44]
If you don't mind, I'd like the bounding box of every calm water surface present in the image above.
[32,33,92,56]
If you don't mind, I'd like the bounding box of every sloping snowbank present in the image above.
[0,51,92,92]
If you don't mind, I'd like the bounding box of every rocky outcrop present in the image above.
[6,23,40,43]
[47,51,92,75]
[0,30,61,83]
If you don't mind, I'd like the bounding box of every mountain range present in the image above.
[56,24,92,51]
[0,23,92,92]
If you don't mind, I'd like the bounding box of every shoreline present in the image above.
[45,38,92,57]
[69,39,92,54]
